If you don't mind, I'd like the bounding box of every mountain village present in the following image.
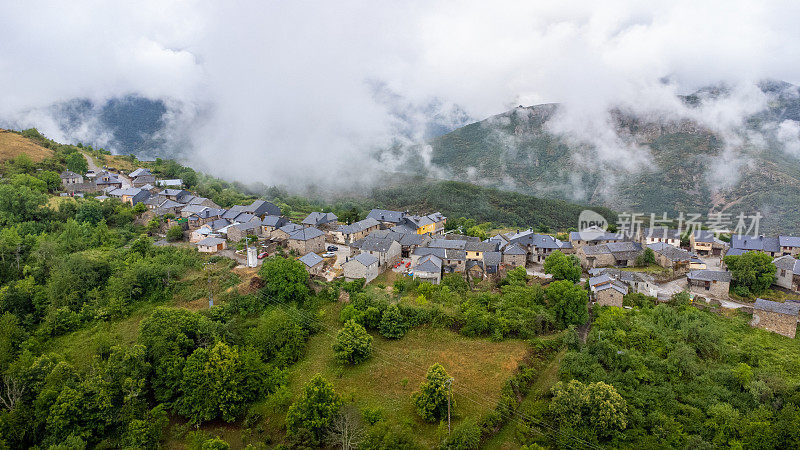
[62,165,800,340]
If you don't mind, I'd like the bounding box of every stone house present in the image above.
[647,242,692,271]
[302,212,338,228]
[506,230,574,263]
[119,187,151,206]
[350,236,401,269]
[365,230,429,258]
[691,230,729,257]
[161,189,191,203]
[594,281,627,308]
[60,170,83,186]
[773,255,800,292]
[330,218,380,244]
[190,218,230,243]
[687,270,731,298]
[413,254,443,284]
[569,227,626,250]
[412,247,466,273]
[502,243,527,267]
[577,241,643,269]
[483,252,501,275]
[638,227,682,247]
[589,268,657,297]
[187,208,227,229]
[779,236,800,257]
[298,252,325,276]
[95,171,123,190]
[366,209,407,229]
[287,227,325,254]
[197,237,227,253]
[261,215,288,238]
[342,253,379,283]
[402,212,447,235]
[729,234,779,258]
[751,298,800,338]
[129,168,156,188]
[465,241,499,261]
[227,220,262,242]
[243,200,281,218]
[271,223,303,242]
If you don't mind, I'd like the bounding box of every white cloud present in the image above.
[2,1,800,188]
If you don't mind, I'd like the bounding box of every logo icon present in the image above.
[577,210,608,240]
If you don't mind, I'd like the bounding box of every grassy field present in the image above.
[254,301,529,447]
[0,129,53,162]
[729,287,800,303]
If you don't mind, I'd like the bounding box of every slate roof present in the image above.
[349,252,378,267]
[429,239,466,250]
[724,248,749,256]
[244,200,281,217]
[278,223,303,234]
[582,241,642,256]
[389,224,418,234]
[222,205,247,220]
[337,217,380,234]
[197,237,226,246]
[596,281,628,295]
[367,209,406,224]
[647,242,692,262]
[415,254,442,273]
[589,274,616,286]
[753,298,800,316]
[779,236,800,248]
[687,270,732,282]
[507,230,571,250]
[465,241,499,252]
[351,236,397,253]
[205,218,231,231]
[641,227,682,240]
[289,227,324,241]
[368,230,427,247]
[302,211,338,226]
[194,208,226,220]
[129,168,151,178]
[569,228,626,242]
[155,179,182,187]
[413,246,466,261]
[298,252,324,268]
[483,252,501,266]
[503,243,527,255]
[60,170,80,179]
[262,215,287,228]
[773,255,800,274]
[182,204,209,215]
[731,235,779,253]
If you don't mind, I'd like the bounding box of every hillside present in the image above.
[366,180,617,231]
[0,128,53,162]
[398,82,800,234]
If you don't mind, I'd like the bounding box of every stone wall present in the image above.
[595,288,623,308]
[751,309,798,338]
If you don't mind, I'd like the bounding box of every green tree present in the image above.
[635,248,656,267]
[75,200,105,225]
[442,419,481,449]
[247,307,308,367]
[65,152,88,174]
[123,404,169,449]
[333,320,373,365]
[201,436,230,450]
[378,304,408,339]
[502,266,528,287]
[723,252,776,295]
[36,170,62,192]
[166,225,184,242]
[412,363,452,422]
[550,380,627,438]
[0,184,47,225]
[286,374,342,444]
[546,280,589,328]
[132,202,147,214]
[178,341,244,423]
[543,250,581,283]
[259,256,310,304]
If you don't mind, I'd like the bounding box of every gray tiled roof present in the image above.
[642,227,682,240]
[298,252,324,268]
[483,251,501,266]
[415,254,442,273]
[595,281,628,295]
[429,239,466,250]
[647,242,692,262]
[222,205,247,220]
[350,252,378,267]
[753,298,800,316]
[687,270,732,282]
[731,235,779,253]
[589,274,616,286]
[413,246,466,261]
[278,223,303,234]
[289,227,324,241]
[465,241,498,252]
[367,209,406,224]
[773,255,800,274]
[262,215,287,227]
[351,236,397,253]
[337,217,380,234]
[197,237,225,246]
[244,200,281,217]
[302,211,338,226]
[129,168,151,178]
[779,236,800,248]
[503,243,527,255]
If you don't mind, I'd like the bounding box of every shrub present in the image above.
[441,419,481,449]
[333,320,373,365]
[379,304,408,339]
[412,363,452,422]
[166,225,184,242]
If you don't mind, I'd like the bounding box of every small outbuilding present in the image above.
[197,237,227,253]
[298,252,325,276]
[342,252,379,284]
[751,298,800,338]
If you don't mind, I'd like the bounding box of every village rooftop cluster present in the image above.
[61,167,800,339]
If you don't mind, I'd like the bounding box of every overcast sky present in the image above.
[2,1,800,186]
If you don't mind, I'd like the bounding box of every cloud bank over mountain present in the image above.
[2,1,800,188]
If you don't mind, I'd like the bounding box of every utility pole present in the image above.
[446,377,454,434]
